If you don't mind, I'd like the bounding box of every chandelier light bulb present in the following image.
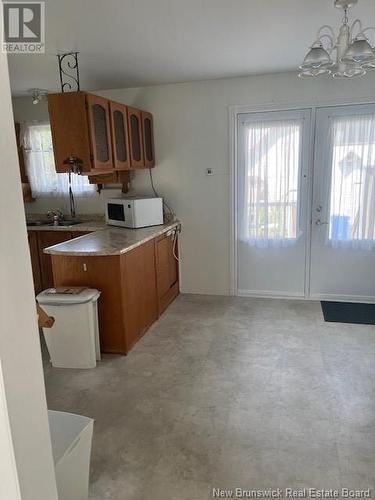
[300,42,333,70]
[298,68,331,78]
[342,36,375,64]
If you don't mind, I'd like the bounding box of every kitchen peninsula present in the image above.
[44,221,180,354]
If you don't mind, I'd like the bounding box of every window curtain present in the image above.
[329,115,375,250]
[21,122,96,198]
[239,119,302,248]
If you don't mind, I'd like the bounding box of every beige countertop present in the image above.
[43,221,181,256]
[27,220,107,232]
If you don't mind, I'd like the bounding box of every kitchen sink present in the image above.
[26,220,53,226]
[56,220,82,226]
[26,219,83,227]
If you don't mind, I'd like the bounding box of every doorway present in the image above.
[234,104,375,302]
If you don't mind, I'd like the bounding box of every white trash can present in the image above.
[48,410,94,500]
[37,288,101,369]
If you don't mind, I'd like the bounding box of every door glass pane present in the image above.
[130,114,141,161]
[329,114,375,247]
[113,110,127,162]
[92,104,109,162]
[240,119,301,247]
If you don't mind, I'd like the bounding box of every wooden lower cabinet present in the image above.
[37,231,73,290]
[28,232,42,294]
[27,230,91,293]
[155,231,179,315]
[50,233,179,354]
[51,239,160,354]
[121,240,158,349]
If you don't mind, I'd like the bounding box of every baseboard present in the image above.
[237,289,305,300]
[310,293,375,304]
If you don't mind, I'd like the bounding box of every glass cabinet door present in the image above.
[142,111,155,168]
[127,107,144,168]
[109,102,130,170]
[86,94,113,171]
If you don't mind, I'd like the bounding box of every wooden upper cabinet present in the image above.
[109,101,131,170]
[127,107,144,168]
[48,92,92,173]
[141,111,155,168]
[48,92,155,175]
[86,94,114,172]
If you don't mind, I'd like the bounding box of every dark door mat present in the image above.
[321,301,375,325]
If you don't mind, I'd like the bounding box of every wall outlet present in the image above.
[206,168,214,176]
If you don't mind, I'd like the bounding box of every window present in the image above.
[239,118,302,247]
[22,123,96,198]
[329,114,375,247]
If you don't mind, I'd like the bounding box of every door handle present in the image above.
[315,219,329,226]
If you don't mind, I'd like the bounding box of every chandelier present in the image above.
[299,0,375,78]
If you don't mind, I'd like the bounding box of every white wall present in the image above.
[13,71,375,294]
[0,52,58,499]
[0,362,21,500]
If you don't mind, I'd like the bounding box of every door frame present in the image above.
[229,97,375,299]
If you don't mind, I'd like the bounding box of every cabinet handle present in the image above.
[83,263,87,272]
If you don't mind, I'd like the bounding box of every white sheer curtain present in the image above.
[328,114,375,250]
[21,122,96,198]
[239,119,302,248]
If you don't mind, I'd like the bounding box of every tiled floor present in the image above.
[43,295,375,500]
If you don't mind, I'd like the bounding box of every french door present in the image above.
[310,105,375,302]
[236,109,312,297]
[236,104,375,302]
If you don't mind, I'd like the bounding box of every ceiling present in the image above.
[8,0,375,95]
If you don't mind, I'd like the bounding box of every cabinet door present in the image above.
[48,92,92,173]
[86,94,114,172]
[52,255,125,353]
[141,111,155,168]
[127,107,144,168]
[109,102,131,170]
[122,240,158,349]
[28,232,42,294]
[37,231,72,290]
[155,232,179,314]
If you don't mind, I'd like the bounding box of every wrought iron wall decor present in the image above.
[58,52,83,177]
[57,52,80,92]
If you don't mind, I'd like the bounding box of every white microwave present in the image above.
[105,197,164,228]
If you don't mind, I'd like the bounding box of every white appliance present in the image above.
[105,196,163,228]
[37,288,101,369]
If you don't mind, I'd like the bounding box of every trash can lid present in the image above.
[37,287,100,305]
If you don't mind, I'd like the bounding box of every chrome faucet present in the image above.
[47,209,64,226]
